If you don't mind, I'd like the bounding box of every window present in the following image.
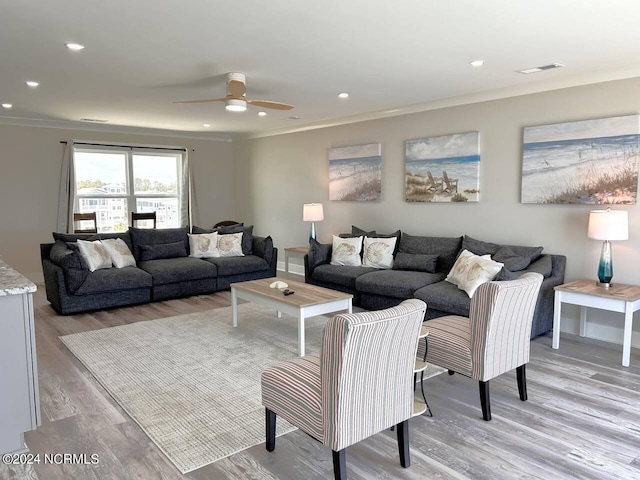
[73,146,184,233]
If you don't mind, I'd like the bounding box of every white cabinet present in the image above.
[0,262,40,455]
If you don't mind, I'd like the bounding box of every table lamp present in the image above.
[303,203,324,242]
[587,208,628,287]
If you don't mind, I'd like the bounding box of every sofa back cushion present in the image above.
[462,235,543,265]
[217,224,253,255]
[129,227,189,261]
[398,233,462,273]
[53,231,133,252]
[392,252,438,273]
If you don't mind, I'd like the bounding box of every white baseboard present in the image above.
[277,261,304,276]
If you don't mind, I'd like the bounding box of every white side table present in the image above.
[284,246,309,274]
[553,279,640,367]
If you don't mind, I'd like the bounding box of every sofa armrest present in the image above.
[252,236,278,276]
[530,254,566,337]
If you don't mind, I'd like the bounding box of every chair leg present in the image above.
[517,364,527,401]
[448,370,455,376]
[332,449,347,480]
[265,408,276,452]
[479,381,491,421]
[396,420,410,468]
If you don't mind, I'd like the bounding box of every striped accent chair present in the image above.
[261,299,427,480]
[418,272,543,421]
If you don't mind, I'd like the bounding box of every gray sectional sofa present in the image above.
[41,225,277,315]
[304,230,566,338]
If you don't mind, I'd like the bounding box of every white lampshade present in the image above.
[588,209,628,241]
[303,203,324,222]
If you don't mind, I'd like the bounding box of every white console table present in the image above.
[553,279,640,367]
[0,260,40,454]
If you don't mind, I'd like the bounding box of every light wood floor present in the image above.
[2,274,639,480]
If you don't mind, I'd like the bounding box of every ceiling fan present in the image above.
[173,72,294,112]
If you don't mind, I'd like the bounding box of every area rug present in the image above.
[60,304,445,473]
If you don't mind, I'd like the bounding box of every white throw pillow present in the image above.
[362,236,397,269]
[330,235,363,266]
[188,232,219,258]
[77,239,112,272]
[101,238,136,268]
[217,232,244,257]
[446,249,504,298]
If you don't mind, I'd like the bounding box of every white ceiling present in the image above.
[2,0,640,139]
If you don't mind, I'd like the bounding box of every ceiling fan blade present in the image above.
[173,97,228,104]
[247,99,294,110]
[228,79,246,98]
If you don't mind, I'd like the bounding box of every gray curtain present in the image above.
[56,142,75,233]
[180,149,197,228]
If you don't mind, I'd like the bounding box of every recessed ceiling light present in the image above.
[65,42,85,51]
[338,92,349,99]
[25,81,39,88]
[2,103,12,109]
[203,123,210,127]
[257,111,267,117]
[516,63,565,74]
[470,60,484,67]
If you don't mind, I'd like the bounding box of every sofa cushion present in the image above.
[252,236,274,266]
[495,254,554,281]
[188,232,219,258]
[362,236,396,269]
[77,239,112,272]
[308,239,331,272]
[217,224,253,255]
[101,238,136,268]
[398,233,462,273]
[139,241,188,261]
[446,249,503,298]
[356,270,445,299]
[330,235,363,266]
[191,225,217,234]
[392,252,438,273]
[53,231,133,252]
[205,255,270,276]
[492,247,530,272]
[217,232,245,257]
[129,227,189,260]
[342,227,402,255]
[138,257,217,285]
[311,264,377,288]
[414,281,471,317]
[463,235,543,264]
[74,266,152,296]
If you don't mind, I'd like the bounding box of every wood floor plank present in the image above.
[12,278,639,480]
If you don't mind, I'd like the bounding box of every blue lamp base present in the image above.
[597,240,613,288]
[309,222,317,243]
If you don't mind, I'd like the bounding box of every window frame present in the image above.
[73,146,183,232]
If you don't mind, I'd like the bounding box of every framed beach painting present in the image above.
[329,143,382,201]
[405,132,480,202]
[521,114,640,204]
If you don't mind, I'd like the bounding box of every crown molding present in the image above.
[0,116,233,142]
[240,66,640,140]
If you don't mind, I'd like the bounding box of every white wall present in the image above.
[234,77,640,348]
[0,124,235,282]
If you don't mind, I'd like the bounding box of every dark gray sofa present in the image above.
[305,232,566,338]
[41,226,277,315]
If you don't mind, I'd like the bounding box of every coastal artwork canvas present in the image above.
[329,143,382,201]
[521,114,640,204]
[405,132,480,202]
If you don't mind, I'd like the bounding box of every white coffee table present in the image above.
[230,278,353,356]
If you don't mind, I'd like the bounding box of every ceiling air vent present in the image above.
[80,118,108,123]
[516,63,565,74]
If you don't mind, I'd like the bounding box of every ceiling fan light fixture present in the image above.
[225,98,247,112]
[258,111,267,117]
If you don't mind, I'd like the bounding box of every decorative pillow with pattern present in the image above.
[330,235,363,266]
[76,239,112,272]
[217,232,244,257]
[188,232,219,258]
[101,238,136,268]
[446,249,503,298]
[362,236,397,269]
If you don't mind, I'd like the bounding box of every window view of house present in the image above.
[74,149,181,231]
